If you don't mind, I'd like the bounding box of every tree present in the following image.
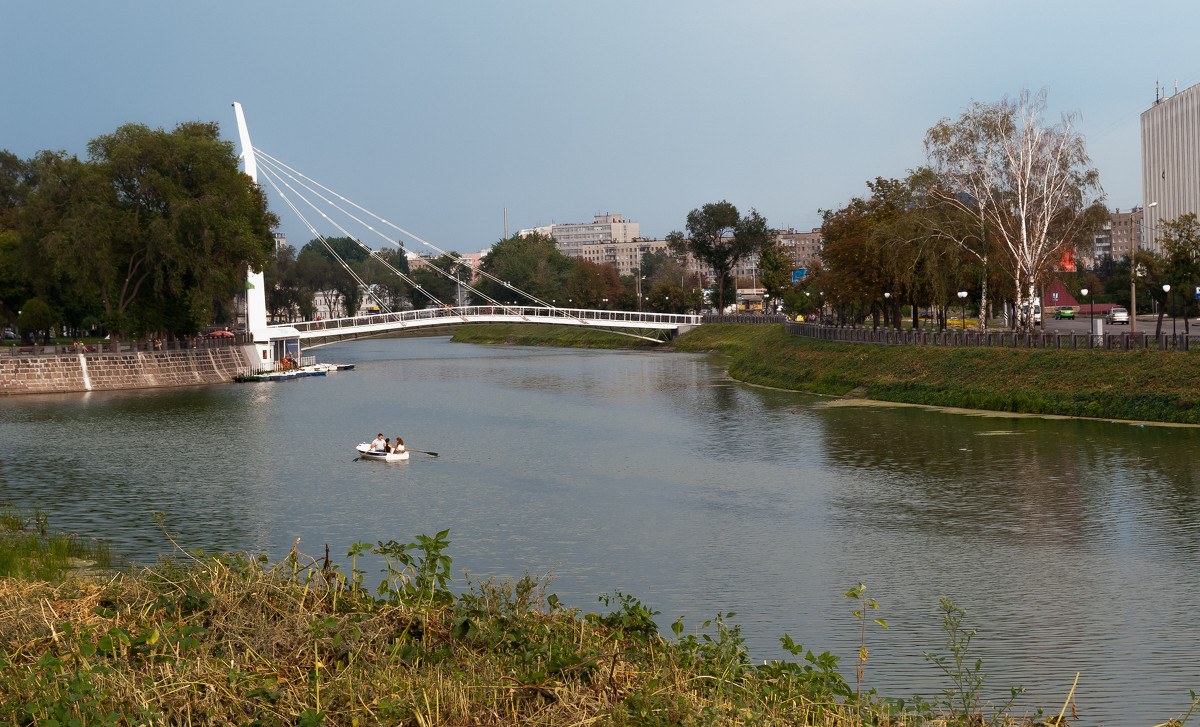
[758,242,793,314]
[565,260,620,308]
[1159,213,1200,334]
[924,90,1102,330]
[21,123,278,338]
[365,248,412,311]
[17,296,56,344]
[300,237,374,315]
[410,253,463,307]
[471,232,573,305]
[667,201,772,313]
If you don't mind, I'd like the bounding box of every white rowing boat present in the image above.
[356,442,409,462]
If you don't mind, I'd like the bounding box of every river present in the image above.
[2,335,1198,723]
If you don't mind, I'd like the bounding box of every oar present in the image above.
[405,448,439,457]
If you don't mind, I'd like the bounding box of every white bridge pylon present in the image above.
[274,306,701,346]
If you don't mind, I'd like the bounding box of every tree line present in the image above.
[792,89,1200,332]
[1,122,277,343]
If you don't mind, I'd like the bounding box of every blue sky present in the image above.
[5,1,1199,256]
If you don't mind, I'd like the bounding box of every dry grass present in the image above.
[1,541,1168,726]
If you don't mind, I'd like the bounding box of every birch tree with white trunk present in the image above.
[925,90,1101,330]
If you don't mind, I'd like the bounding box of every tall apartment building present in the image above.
[520,214,640,257]
[775,228,824,271]
[1141,81,1200,250]
[1091,207,1145,262]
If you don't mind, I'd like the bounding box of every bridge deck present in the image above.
[271,306,701,341]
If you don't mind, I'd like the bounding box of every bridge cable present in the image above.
[255,154,491,311]
[252,147,587,322]
[254,147,536,309]
[257,160,446,309]
[256,164,400,312]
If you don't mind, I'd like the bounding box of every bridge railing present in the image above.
[284,306,701,334]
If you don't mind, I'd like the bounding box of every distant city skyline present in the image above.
[5,2,1199,257]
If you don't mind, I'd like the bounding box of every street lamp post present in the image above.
[957,290,968,330]
[1132,202,1159,334]
[1164,284,1174,340]
[883,292,891,329]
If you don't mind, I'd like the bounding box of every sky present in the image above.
[5,1,1200,257]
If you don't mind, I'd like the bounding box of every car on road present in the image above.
[1106,307,1130,325]
[1054,306,1076,320]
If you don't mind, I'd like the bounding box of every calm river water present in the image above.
[3,336,1199,723]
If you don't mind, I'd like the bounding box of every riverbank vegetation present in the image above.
[674,325,1200,424]
[451,324,665,349]
[18,520,1189,726]
[0,505,114,581]
[450,322,1200,424]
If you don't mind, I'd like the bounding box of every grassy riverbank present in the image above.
[4,526,1148,727]
[672,325,1200,424]
[452,323,1200,424]
[451,324,664,349]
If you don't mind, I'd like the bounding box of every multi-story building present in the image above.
[1091,207,1145,262]
[520,214,641,259]
[1141,81,1200,251]
[775,228,824,272]
[544,222,826,286]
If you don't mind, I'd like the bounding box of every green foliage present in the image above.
[449,323,664,349]
[471,232,574,305]
[372,528,455,606]
[17,296,56,342]
[760,634,853,709]
[921,597,1027,726]
[845,583,888,700]
[565,259,621,308]
[0,504,115,580]
[9,122,278,338]
[409,252,464,307]
[588,591,661,640]
[672,324,1200,424]
[668,201,772,312]
[6,519,1190,725]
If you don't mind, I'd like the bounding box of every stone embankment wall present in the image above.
[0,347,253,395]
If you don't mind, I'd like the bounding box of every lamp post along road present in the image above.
[1133,202,1159,334]
[957,291,968,330]
[1164,284,1174,339]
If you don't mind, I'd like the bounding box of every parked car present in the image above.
[1054,306,1076,320]
[1106,307,1130,325]
[2,330,16,340]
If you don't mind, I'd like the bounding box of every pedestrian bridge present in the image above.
[271,305,702,348]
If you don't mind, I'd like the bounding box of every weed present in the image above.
[922,597,1029,726]
[845,582,888,701]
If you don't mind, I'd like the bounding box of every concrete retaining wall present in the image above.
[0,346,254,395]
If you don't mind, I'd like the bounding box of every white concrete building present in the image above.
[520,214,640,258]
[1141,81,1200,250]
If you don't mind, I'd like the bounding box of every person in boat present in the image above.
[392,435,405,454]
[370,433,386,452]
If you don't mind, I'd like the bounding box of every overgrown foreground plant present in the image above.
[0,530,1194,726]
[0,504,114,581]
